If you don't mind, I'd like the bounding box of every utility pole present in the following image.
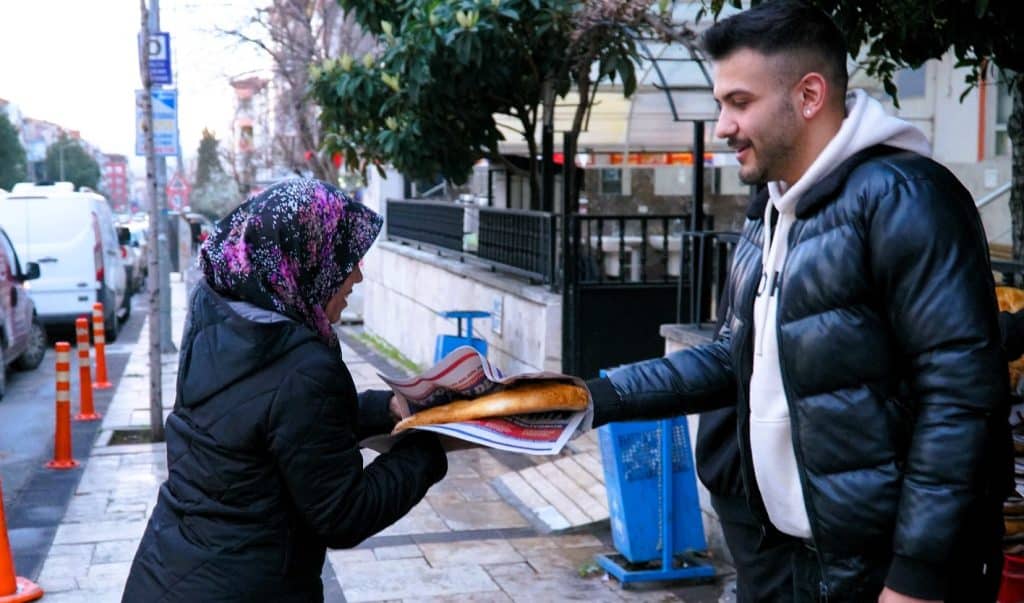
[139,0,165,442]
[149,0,176,354]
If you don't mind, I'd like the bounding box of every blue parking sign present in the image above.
[146,32,172,85]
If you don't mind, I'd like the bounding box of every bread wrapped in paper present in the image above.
[392,381,588,434]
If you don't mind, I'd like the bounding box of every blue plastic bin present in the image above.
[598,416,707,562]
[434,310,490,362]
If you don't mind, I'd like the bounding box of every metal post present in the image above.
[560,132,578,372]
[140,0,165,442]
[691,120,705,232]
[541,124,554,212]
[150,0,176,355]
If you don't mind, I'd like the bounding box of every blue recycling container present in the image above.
[434,310,490,362]
[597,416,708,564]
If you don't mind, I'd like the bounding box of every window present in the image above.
[896,67,927,99]
[600,168,622,195]
[0,231,19,278]
[995,75,1014,157]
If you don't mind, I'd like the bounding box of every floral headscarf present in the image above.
[200,178,382,348]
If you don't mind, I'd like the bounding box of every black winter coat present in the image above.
[122,282,447,602]
[590,146,1011,601]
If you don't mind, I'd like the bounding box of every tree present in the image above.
[0,112,27,190]
[310,0,675,204]
[220,0,375,183]
[45,134,100,190]
[190,131,241,219]
[194,128,225,189]
[708,0,1024,260]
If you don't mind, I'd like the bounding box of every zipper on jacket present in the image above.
[772,222,832,598]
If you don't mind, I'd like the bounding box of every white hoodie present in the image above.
[749,89,931,538]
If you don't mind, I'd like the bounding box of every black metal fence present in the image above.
[477,207,557,283]
[386,199,465,252]
[385,199,557,284]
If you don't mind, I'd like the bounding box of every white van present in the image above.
[0,182,128,340]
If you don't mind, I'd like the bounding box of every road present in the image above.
[0,291,147,510]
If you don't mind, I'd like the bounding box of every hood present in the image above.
[176,280,323,408]
[768,88,932,216]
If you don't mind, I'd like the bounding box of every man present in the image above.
[585,2,1011,601]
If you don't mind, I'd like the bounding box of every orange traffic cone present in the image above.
[91,304,111,389]
[46,342,79,470]
[74,318,100,421]
[0,479,44,602]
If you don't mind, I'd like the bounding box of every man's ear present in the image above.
[796,72,828,120]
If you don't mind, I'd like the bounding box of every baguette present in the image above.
[392,381,588,434]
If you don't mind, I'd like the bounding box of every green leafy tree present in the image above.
[45,134,100,190]
[194,129,224,189]
[311,0,671,205]
[708,0,1024,260]
[191,130,241,219]
[0,112,27,190]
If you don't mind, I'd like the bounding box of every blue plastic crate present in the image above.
[598,416,708,564]
[434,310,490,362]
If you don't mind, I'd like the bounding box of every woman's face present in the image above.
[325,264,363,323]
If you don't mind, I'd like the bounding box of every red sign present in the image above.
[166,172,191,211]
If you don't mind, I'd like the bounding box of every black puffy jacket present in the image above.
[122,281,447,602]
[590,146,1011,600]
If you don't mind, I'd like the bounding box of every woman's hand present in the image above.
[389,394,411,423]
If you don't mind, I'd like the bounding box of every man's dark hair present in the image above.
[702,1,849,107]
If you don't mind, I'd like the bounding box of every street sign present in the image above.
[143,32,172,85]
[135,89,179,157]
[166,172,190,211]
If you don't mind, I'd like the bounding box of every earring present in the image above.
[804,108,812,116]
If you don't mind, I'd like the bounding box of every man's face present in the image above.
[712,49,802,185]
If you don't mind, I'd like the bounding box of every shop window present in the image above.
[995,75,1013,157]
[600,168,622,195]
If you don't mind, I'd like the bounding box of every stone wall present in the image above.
[362,241,563,375]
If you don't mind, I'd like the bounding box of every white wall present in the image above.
[362,241,562,375]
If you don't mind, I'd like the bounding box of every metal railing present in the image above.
[477,207,557,283]
[386,199,465,252]
[385,198,558,284]
[573,214,694,284]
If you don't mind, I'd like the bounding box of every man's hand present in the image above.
[436,435,482,452]
[878,587,940,603]
[388,393,411,423]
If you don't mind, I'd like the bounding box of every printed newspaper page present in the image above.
[361,346,588,455]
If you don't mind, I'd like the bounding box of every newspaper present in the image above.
[361,346,589,455]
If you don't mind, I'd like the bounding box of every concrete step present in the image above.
[492,431,609,533]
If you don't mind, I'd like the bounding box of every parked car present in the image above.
[0,182,129,341]
[122,222,148,294]
[0,225,46,399]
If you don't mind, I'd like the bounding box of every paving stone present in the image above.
[36,573,78,593]
[449,478,500,502]
[483,562,536,579]
[38,555,88,582]
[535,463,607,521]
[36,588,124,603]
[326,548,376,565]
[93,539,139,564]
[403,592,513,603]
[82,561,132,590]
[331,558,499,602]
[47,543,95,559]
[518,467,589,527]
[425,490,467,507]
[377,500,449,537]
[524,544,607,576]
[373,544,423,560]
[576,452,607,482]
[491,567,624,602]
[419,539,523,567]
[437,501,529,531]
[53,520,147,545]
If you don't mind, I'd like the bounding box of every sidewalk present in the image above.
[28,277,733,602]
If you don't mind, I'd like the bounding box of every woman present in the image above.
[122,179,448,602]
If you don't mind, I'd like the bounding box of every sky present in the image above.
[0,0,268,175]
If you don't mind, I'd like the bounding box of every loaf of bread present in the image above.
[392,381,588,434]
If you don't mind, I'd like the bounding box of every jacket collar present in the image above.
[744,145,900,220]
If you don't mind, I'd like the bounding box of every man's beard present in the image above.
[736,99,800,185]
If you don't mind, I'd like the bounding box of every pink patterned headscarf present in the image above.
[200,178,382,348]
